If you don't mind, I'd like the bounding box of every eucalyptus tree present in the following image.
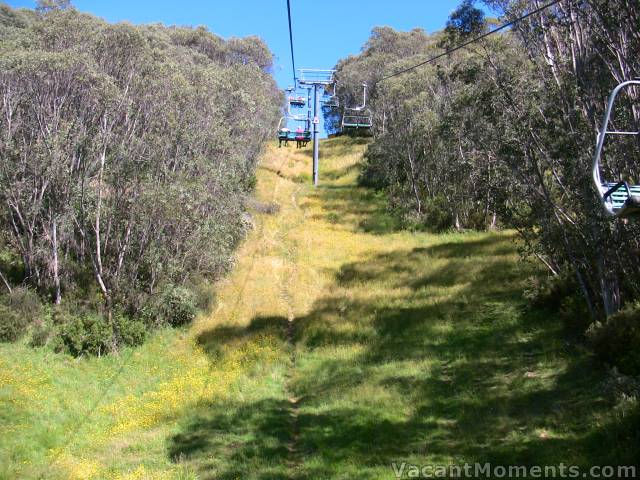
[0,3,280,330]
[333,0,640,319]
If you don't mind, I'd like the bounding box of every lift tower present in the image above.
[297,69,336,187]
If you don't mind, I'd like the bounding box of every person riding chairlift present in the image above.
[278,126,290,148]
[295,126,305,149]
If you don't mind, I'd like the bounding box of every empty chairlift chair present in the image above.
[341,83,372,130]
[593,79,640,218]
[341,110,372,129]
[322,82,340,109]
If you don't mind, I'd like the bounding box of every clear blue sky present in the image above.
[5,0,475,135]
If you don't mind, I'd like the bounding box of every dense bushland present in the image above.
[329,0,640,326]
[0,2,280,354]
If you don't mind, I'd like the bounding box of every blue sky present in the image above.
[6,0,474,135]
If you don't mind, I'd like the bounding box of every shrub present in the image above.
[30,322,52,347]
[524,270,593,335]
[423,196,454,232]
[187,276,216,312]
[52,305,75,325]
[558,293,592,335]
[587,304,640,375]
[146,285,197,327]
[59,312,114,357]
[466,209,493,231]
[0,303,28,342]
[114,314,146,347]
[7,287,42,323]
[524,270,576,311]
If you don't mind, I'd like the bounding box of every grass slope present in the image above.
[1,137,637,479]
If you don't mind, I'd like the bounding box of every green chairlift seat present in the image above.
[340,83,373,131]
[592,80,640,219]
[294,131,312,141]
[601,182,640,218]
[278,130,290,140]
[341,114,372,129]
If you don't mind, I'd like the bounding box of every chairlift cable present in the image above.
[377,0,565,84]
[286,0,297,86]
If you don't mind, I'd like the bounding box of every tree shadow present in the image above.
[291,239,638,472]
[169,227,639,478]
[169,398,295,480]
[301,185,401,234]
[195,315,289,358]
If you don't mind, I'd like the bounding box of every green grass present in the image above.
[1,137,638,479]
[0,329,198,479]
[168,138,639,478]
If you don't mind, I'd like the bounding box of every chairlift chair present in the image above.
[592,79,640,218]
[341,83,372,130]
[322,94,340,109]
[277,116,311,147]
[285,85,306,108]
[322,82,340,109]
[289,95,306,107]
[341,111,373,129]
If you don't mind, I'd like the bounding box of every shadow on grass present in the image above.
[302,185,401,234]
[169,234,639,478]
[297,137,370,161]
[195,315,289,359]
[169,398,294,480]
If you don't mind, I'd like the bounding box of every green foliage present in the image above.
[114,314,146,348]
[29,322,52,347]
[524,271,591,334]
[0,4,280,355]
[587,305,640,376]
[0,304,28,342]
[524,272,577,311]
[6,287,43,324]
[444,0,486,40]
[0,287,43,342]
[51,304,74,325]
[50,304,147,355]
[59,312,113,357]
[333,0,640,319]
[186,276,216,312]
[146,285,197,328]
[423,196,455,232]
[558,294,592,336]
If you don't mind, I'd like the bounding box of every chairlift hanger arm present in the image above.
[347,83,368,112]
[592,79,640,218]
[592,80,640,191]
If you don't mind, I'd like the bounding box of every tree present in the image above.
[0,4,280,350]
[445,0,486,40]
[36,0,72,13]
[332,0,640,319]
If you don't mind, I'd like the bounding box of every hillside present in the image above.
[1,137,636,479]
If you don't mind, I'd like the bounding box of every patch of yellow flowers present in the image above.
[52,455,182,480]
[49,333,281,479]
[0,358,50,409]
[102,334,281,436]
